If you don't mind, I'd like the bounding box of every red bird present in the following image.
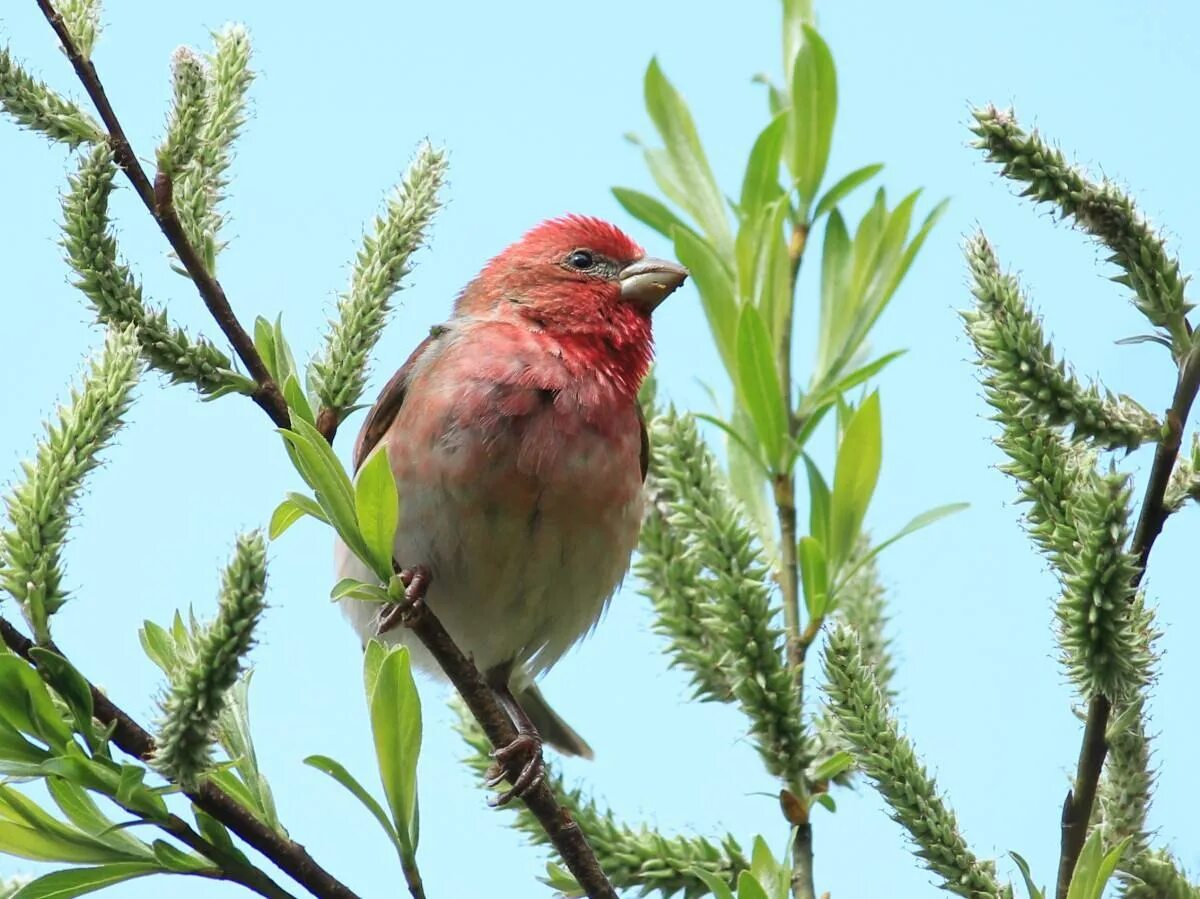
[336,215,687,800]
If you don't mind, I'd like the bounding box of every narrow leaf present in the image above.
[828,392,882,567]
[354,445,400,581]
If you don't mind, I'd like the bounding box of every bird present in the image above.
[335,214,687,802]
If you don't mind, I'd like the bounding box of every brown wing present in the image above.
[352,331,441,471]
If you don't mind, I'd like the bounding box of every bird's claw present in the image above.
[377,565,432,635]
[485,732,545,806]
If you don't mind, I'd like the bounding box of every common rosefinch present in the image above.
[336,215,687,800]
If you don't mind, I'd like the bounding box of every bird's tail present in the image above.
[516,682,594,759]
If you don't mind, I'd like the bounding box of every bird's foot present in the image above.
[377,565,432,635]
[485,731,545,806]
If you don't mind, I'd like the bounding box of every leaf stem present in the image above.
[783,221,815,899]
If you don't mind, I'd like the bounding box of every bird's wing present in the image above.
[352,329,443,471]
[355,323,651,481]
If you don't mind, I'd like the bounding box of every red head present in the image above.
[456,215,686,327]
[454,215,688,396]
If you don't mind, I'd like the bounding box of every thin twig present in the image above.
[35,0,289,429]
[0,618,359,899]
[154,812,297,899]
[782,222,815,899]
[1055,347,1200,899]
[392,597,618,899]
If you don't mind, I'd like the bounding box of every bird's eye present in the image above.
[566,250,595,270]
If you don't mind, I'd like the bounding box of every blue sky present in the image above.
[1,1,1198,896]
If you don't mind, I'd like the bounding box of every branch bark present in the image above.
[36,0,289,429]
[1055,347,1200,898]
[0,617,353,899]
[389,597,618,899]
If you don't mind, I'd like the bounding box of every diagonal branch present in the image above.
[0,617,358,899]
[35,0,288,429]
[388,597,618,899]
[1056,346,1200,899]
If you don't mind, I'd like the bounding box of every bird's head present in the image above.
[456,215,688,337]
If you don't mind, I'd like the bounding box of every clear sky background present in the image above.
[0,1,1197,896]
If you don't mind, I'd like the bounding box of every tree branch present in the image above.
[389,597,618,899]
[35,0,289,429]
[1056,347,1200,898]
[0,617,359,899]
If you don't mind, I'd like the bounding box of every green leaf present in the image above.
[253,317,277,380]
[273,315,299,385]
[789,25,837,211]
[644,58,732,255]
[12,864,162,899]
[542,862,583,896]
[268,499,305,540]
[0,718,52,767]
[815,208,852,379]
[304,755,402,857]
[137,622,174,674]
[0,657,73,751]
[721,405,776,556]
[150,840,208,873]
[810,750,854,782]
[611,188,695,242]
[1066,830,1129,899]
[691,869,735,899]
[746,198,793,348]
[277,422,366,560]
[828,392,881,568]
[28,650,94,744]
[781,0,815,78]
[734,304,789,471]
[329,578,389,604]
[672,227,738,377]
[886,196,949,304]
[366,644,422,855]
[0,787,134,865]
[813,163,884,221]
[835,503,968,593]
[1010,852,1046,899]
[192,809,240,861]
[268,492,330,541]
[735,870,771,899]
[354,445,400,581]
[283,374,315,427]
[44,780,151,859]
[798,536,828,619]
[803,455,831,550]
[739,112,789,215]
[748,835,789,899]
[812,793,836,813]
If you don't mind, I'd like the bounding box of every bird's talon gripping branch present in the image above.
[377,565,432,634]
[486,732,546,806]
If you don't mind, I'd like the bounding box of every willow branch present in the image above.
[388,595,617,899]
[0,617,358,899]
[1056,346,1200,899]
[35,0,288,428]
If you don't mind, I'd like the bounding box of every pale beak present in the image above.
[619,257,689,311]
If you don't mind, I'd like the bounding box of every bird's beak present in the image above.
[619,257,689,312]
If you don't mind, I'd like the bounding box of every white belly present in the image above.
[336,475,642,679]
